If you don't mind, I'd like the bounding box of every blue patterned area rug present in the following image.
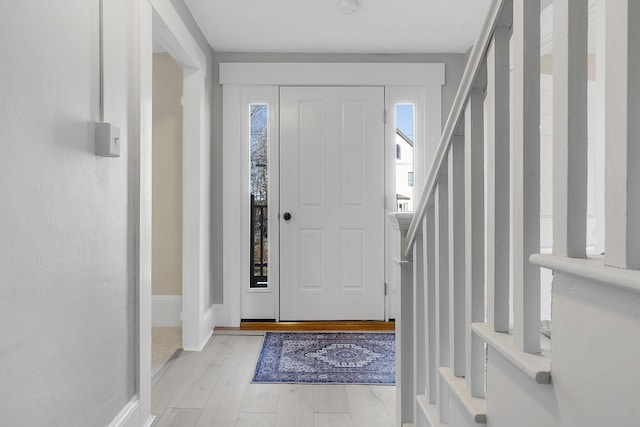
[252,332,395,385]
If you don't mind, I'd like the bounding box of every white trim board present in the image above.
[219,63,445,86]
[148,0,211,351]
[136,1,154,423]
[152,295,183,327]
[150,0,206,72]
[107,397,146,427]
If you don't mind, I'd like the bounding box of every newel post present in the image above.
[389,212,414,427]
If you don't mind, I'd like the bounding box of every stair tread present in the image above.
[439,367,487,423]
[416,395,446,427]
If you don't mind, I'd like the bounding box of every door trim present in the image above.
[218,63,445,327]
[148,0,211,352]
[220,63,444,86]
[138,1,210,422]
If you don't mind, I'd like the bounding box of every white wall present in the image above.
[0,0,216,423]
[486,273,640,426]
[0,1,136,425]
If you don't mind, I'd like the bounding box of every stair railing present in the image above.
[392,0,640,425]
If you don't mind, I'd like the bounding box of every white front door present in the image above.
[279,87,385,321]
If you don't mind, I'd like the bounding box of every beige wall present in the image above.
[152,53,183,296]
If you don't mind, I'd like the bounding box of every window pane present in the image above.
[395,104,415,211]
[250,104,268,288]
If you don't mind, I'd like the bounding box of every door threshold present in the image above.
[216,320,395,332]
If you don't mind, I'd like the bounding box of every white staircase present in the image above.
[390,0,640,426]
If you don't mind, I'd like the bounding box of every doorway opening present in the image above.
[139,1,211,421]
[150,52,183,378]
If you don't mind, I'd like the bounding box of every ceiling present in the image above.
[184,0,492,54]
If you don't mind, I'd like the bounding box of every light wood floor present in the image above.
[151,332,396,427]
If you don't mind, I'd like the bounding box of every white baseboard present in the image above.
[199,304,215,346]
[213,303,240,328]
[142,415,156,427]
[183,304,216,351]
[203,304,216,332]
[108,397,140,427]
[152,295,182,327]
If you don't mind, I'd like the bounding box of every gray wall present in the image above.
[210,52,467,304]
[0,1,135,425]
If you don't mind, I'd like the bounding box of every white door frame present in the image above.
[148,0,212,351]
[218,62,445,327]
[239,86,280,320]
[136,0,210,423]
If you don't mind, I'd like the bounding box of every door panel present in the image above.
[280,87,385,320]
[340,101,367,208]
[340,228,365,288]
[299,229,325,289]
[298,101,325,208]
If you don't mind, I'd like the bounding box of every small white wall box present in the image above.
[95,122,121,157]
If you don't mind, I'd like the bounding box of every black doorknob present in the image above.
[283,212,292,221]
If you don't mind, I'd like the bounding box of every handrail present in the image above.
[404,0,510,255]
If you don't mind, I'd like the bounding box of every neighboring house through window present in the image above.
[395,126,414,211]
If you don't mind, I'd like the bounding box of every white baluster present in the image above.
[485,27,511,333]
[434,177,449,423]
[465,89,486,397]
[604,0,640,269]
[448,136,466,377]
[424,206,437,404]
[413,225,426,424]
[512,0,541,353]
[553,0,588,258]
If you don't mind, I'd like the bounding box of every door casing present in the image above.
[218,62,445,327]
[138,0,211,423]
